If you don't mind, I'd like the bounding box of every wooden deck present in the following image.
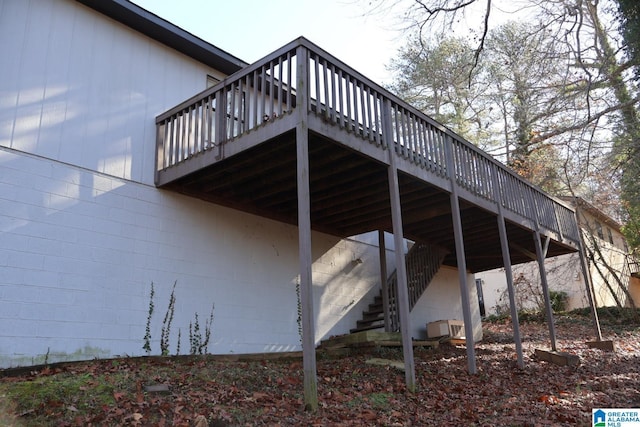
[154,37,580,273]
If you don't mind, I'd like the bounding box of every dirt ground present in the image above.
[1,311,639,426]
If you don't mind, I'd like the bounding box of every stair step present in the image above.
[368,301,383,310]
[350,242,446,335]
[350,323,385,333]
[362,311,384,321]
[356,318,385,328]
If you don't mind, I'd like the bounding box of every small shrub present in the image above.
[549,290,569,312]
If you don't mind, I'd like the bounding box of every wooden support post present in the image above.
[378,230,391,333]
[533,230,558,351]
[295,46,318,412]
[491,169,524,368]
[387,161,416,391]
[445,138,477,375]
[296,123,318,412]
[382,99,415,391]
[498,220,524,368]
[575,212,604,342]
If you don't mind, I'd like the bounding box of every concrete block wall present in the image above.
[0,148,388,367]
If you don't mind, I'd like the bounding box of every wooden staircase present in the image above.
[350,242,447,333]
[352,291,387,333]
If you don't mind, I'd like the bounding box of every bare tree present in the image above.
[375,0,639,247]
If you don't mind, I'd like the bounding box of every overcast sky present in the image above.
[131,0,402,85]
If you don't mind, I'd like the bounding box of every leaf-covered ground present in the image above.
[1,311,639,426]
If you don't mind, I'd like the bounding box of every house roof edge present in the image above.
[75,0,248,75]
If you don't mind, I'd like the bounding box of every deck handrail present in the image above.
[156,37,579,245]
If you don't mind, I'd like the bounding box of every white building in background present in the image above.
[0,0,488,368]
[477,197,639,316]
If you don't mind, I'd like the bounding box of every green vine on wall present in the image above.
[142,281,215,357]
[142,282,155,354]
[160,281,177,356]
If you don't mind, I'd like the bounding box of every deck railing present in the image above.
[156,38,579,245]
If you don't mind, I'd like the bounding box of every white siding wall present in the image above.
[0,0,476,367]
[410,267,483,342]
[0,0,225,185]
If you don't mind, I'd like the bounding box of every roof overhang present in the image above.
[75,0,248,75]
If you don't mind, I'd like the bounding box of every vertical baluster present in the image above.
[512,176,520,213]
[392,106,400,155]
[520,181,528,215]
[425,124,434,171]
[365,87,373,142]
[252,70,259,129]
[408,113,417,163]
[330,64,337,124]
[452,141,461,184]
[415,119,423,167]
[208,95,214,150]
[174,113,182,163]
[182,112,188,160]
[497,170,505,209]
[313,53,321,115]
[359,82,367,138]
[373,93,381,146]
[201,98,208,152]
[421,120,429,168]
[504,174,512,212]
[269,59,276,119]
[238,77,245,135]
[227,84,234,140]
[479,156,486,196]
[187,105,194,158]
[260,65,267,124]
[345,76,353,132]
[413,118,421,166]
[403,110,413,162]
[338,69,345,128]
[286,51,292,113]
[482,159,490,198]
[235,80,242,137]
[244,75,251,132]
[410,113,419,163]
[277,55,284,116]
[353,81,360,135]
[174,114,180,162]
[501,173,509,210]
[323,59,330,120]
[162,120,170,169]
[468,147,475,191]
[401,109,409,158]
[462,145,470,189]
[435,128,443,176]
[169,116,176,164]
[458,146,474,191]
[441,129,449,177]
[194,100,202,155]
[460,144,468,187]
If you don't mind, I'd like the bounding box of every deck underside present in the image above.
[160,125,575,273]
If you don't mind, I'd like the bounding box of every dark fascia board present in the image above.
[75,0,248,75]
